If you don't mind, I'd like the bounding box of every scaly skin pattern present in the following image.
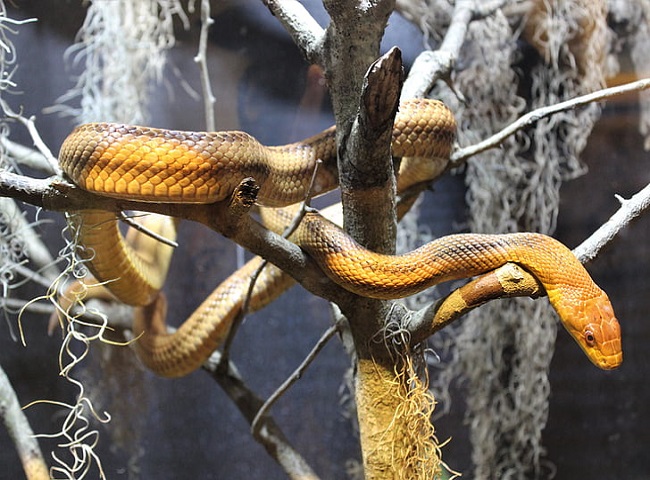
[58,99,453,309]
[133,257,293,378]
[296,212,622,370]
[67,210,176,306]
[59,99,454,207]
[57,97,623,375]
[57,98,457,372]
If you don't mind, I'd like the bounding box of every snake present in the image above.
[57,98,623,376]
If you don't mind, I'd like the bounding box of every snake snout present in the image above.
[598,315,623,370]
[598,351,623,370]
[583,293,623,370]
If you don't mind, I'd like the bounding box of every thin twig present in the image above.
[573,180,650,262]
[119,212,178,248]
[218,160,323,369]
[193,0,216,131]
[1,296,54,315]
[275,159,324,238]
[204,351,320,479]
[251,322,340,438]
[0,98,59,175]
[451,77,650,164]
[11,263,54,290]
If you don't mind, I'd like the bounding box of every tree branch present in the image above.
[0,171,356,311]
[0,197,59,281]
[451,77,650,165]
[0,364,49,480]
[408,264,544,344]
[262,0,325,63]
[0,98,59,175]
[574,180,650,263]
[401,0,475,99]
[193,0,216,131]
[203,352,320,480]
[342,47,403,252]
[1,138,53,174]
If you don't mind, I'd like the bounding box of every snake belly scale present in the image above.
[58,98,623,376]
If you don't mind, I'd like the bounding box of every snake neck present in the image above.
[296,212,604,308]
[295,212,622,369]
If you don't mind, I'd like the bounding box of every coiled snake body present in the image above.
[58,99,622,376]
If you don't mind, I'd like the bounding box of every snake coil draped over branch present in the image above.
[57,98,622,377]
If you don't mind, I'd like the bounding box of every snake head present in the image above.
[574,292,622,370]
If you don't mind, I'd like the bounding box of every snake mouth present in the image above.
[599,352,623,370]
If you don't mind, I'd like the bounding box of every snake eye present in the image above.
[584,330,596,347]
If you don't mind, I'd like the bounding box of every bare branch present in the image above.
[262,0,325,63]
[402,0,474,99]
[0,364,49,480]
[119,212,178,248]
[251,322,339,438]
[0,197,59,280]
[218,160,325,369]
[0,171,355,310]
[452,77,650,164]
[204,352,320,480]
[339,46,403,252]
[408,264,543,343]
[1,297,53,315]
[193,0,216,131]
[574,180,650,263]
[11,263,54,291]
[0,98,59,175]
[1,138,52,174]
[0,171,58,209]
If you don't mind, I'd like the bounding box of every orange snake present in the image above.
[57,99,622,376]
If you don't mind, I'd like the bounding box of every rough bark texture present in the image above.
[318,2,442,477]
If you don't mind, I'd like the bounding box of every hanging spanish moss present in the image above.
[52,2,187,478]
[0,0,25,313]
[54,0,186,125]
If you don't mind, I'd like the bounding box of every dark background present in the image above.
[1,1,648,479]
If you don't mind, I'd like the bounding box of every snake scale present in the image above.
[58,98,622,376]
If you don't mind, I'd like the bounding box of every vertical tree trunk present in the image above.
[319,2,441,477]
